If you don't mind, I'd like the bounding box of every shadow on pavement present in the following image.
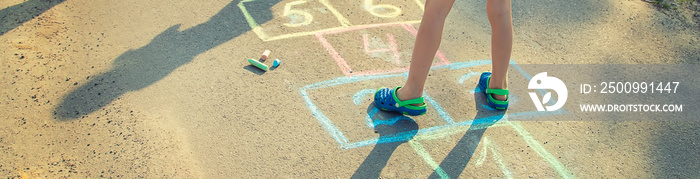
[428,88,504,178]
[352,89,504,178]
[0,0,66,36]
[351,103,419,178]
[653,121,700,178]
[53,0,279,120]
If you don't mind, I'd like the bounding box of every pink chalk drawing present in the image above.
[315,23,451,76]
[362,33,401,65]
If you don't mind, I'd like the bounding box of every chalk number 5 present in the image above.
[284,0,313,27]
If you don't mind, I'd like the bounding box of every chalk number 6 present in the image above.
[364,0,402,18]
[284,0,313,27]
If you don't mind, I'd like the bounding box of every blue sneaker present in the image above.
[374,87,427,116]
[477,72,509,110]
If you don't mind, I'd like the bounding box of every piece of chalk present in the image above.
[248,58,268,71]
[273,59,281,67]
[260,50,271,61]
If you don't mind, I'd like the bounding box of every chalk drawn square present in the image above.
[316,24,450,76]
[239,0,429,42]
[416,126,563,178]
[300,60,568,150]
[422,63,538,123]
[301,75,452,148]
[239,0,346,41]
[329,0,424,25]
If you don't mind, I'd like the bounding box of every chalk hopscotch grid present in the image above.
[238,0,573,177]
[315,24,451,76]
[299,60,562,148]
[238,0,425,42]
[300,60,574,178]
[240,0,449,76]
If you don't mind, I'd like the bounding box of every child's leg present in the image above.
[397,0,456,101]
[486,0,513,101]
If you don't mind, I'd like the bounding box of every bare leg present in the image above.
[397,0,456,102]
[487,0,513,101]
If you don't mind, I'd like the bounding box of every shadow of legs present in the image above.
[428,90,505,178]
[352,104,419,178]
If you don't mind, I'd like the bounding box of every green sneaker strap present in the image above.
[392,87,426,109]
[398,97,425,107]
[486,88,509,96]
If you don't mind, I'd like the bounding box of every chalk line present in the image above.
[353,89,377,106]
[317,23,450,76]
[409,140,450,179]
[459,72,481,84]
[423,94,455,124]
[506,120,575,179]
[475,136,514,179]
[300,60,574,178]
[319,0,352,27]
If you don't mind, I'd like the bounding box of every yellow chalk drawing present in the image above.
[238,0,422,41]
[283,0,313,27]
[409,140,450,179]
[507,121,575,179]
[364,0,402,18]
[319,0,352,27]
[475,136,514,179]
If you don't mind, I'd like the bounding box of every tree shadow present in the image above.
[428,88,505,178]
[351,103,419,179]
[53,0,279,120]
[653,120,700,178]
[0,0,67,36]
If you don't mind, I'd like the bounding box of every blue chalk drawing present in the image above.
[364,107,415,128]
[423,94,455,124]
[300,89,349,144]
[299,60,569,149]
[510,62,557,106]
[300,60,574,178]
[459,72,481,84]
[353,89,377,105]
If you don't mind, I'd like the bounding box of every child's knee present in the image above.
[486,0,511,20]
[424,0,455,19]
